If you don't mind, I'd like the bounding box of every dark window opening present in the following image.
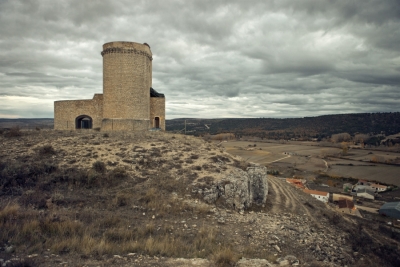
[155,117,160,128]
[76,115,92,129]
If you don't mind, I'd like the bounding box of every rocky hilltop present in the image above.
[0,129,399,266]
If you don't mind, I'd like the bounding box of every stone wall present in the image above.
[101,119,150,131]
[102,42,152,121]
[150,97,166,130]
[54,94,103,130]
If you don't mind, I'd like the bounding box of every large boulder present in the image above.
[202,166,268,211]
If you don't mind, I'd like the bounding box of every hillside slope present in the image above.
[167,112,400,139]
[0,130,399,266]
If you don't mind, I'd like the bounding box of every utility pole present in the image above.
[185,120,186,135]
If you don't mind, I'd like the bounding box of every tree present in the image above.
[331,133,351,143]
[341,142,349,156]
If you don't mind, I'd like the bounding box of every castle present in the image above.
[54,41,165,131]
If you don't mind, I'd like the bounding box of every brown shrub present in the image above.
[4,126,22,137]
[92,161,106,173]
[233,160,250,171]
[0,203,19,223]
[37,145,56,156]
[212,247,239,267]
[192,165,202,171]
[114,192,131,207]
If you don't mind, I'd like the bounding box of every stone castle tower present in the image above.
[54,41,165,131]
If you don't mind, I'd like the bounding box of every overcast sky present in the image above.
[0,0,399,119]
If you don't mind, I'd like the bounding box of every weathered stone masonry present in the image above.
[54,41,165,131]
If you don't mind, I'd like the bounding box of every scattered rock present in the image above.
[237,258,275,267]
[5,246,15,254]
[277,255,299,266]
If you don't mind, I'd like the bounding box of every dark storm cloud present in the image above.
[0,0,399,118]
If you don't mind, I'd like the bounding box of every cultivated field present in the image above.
[222,141,400,186]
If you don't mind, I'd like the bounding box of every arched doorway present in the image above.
[75,115,92,129]
[154,117,160,128]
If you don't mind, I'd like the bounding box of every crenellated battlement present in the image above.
[101,47,153,61]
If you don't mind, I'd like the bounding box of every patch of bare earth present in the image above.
[0,129,399,267]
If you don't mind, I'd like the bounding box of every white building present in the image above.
[370,183,387,192]
[355,188,375,200]
[303,189,329,203]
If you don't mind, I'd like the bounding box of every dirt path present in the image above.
[265,154,291,164]
[268,177,284,213]
[323,159,328,172]
[268,177,322,228]
[355,205,378,214]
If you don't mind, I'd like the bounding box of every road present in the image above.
[355,205,379,214]
[265,154,291,164]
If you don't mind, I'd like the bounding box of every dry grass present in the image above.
[0,203,19,222]
[0,205,222,258]
[0,130,241,261]
[212,247,239,267]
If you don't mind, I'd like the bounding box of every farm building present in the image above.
[379,202,400,219]
[303,189,329,203]
[352,184,374,192]
[353,188,375,200]
[370,183,387,192]
[337,199,357,215]
[286,178,305,189]
[333,193,353,202]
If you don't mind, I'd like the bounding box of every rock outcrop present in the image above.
[200,166,268,211]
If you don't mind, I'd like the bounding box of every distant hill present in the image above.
[0,118,53,129]
[2,112,399,139]
[167,112,400,139]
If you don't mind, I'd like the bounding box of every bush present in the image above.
[5,126,22,137]
[192,165,202,171]
[233,160,250,171]
[19,190,48,209]
[37,145,56,156]
[267,170,280,175]
[92,161,106,173]
[114,192,130,207]
[56,167,87,185]
[0,161,57,194]
[108,167,127,180]
[87,170,100,185]
[212,247,239,267]
[2,258,38,267]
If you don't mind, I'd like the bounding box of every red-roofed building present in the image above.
[303,189,329,203]
[358,179,369,185]
[286,178,305,189]
[370,183,387,192]
[337,199,357,214]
